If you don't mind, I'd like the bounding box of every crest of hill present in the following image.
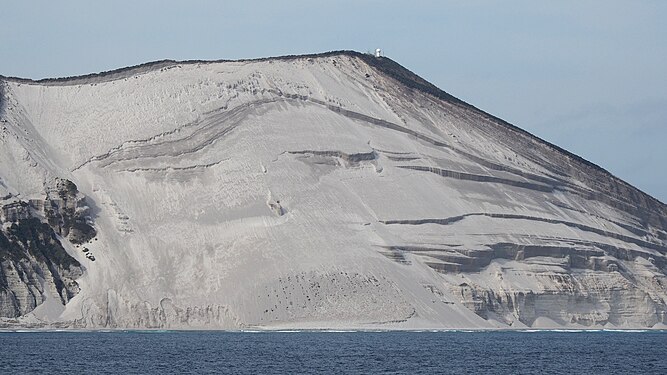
[0,50,664,209]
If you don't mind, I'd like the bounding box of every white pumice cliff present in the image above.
[1,51,665,329]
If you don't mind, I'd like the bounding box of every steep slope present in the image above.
[0,51,665,329]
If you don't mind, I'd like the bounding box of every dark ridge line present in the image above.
[385,155,422,162]
[377,249,411,265]
[0,50,365,85]
[399,161,664,223]
[2,49,663,209]
[305,94,570,190]
[435,243,660,273]
[287,150,377,164]
[69,88,663,226]
[306,90,660,220]
[353,53,666,209]
[545,199,654,238]
[49,74,663,233]
[382,238,665,273]
[489,241,667,274]
[123,159,227,173]
[380,213,667,253]
[369,147,414,155]
[73,98,279,171]
[0,81,6,121]
[77,91,440,171]
[397,165,555,193]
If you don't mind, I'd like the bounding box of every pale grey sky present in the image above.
[2,1,665,201]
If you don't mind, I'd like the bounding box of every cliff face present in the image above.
[0,215,82,319]
[43,178,97,245]
[0,51,665,329]
[0,178,94,320]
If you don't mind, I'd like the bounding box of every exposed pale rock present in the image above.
[0,51,665,329]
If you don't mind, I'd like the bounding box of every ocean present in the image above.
[1,330,665,374]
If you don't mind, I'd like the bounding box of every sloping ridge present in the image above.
[355,55,666,236]
[354,54,666,211]
[1,50,662,212]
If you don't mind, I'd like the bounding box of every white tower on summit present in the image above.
[375,48,382,57]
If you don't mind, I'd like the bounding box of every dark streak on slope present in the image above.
[397,165,555,193]
[124,159,228,173]
[547,199,657,239]
[352,53,667,227]
[0,82,6,118]
[4,50,663,225]
[287,150,377,166]
[70,87,665,233]
[356,55,643,188]
[387,241,660,274]
[381,213,667,254]
[76,98,279,171]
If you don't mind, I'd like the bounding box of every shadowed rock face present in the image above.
[0,217,82,318]
[0,178,94,319]
[44,178,96,245]
[0,51,665,329]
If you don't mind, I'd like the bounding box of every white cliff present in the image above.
[0,51,665,329]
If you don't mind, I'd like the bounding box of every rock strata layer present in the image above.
[0,51,665,329]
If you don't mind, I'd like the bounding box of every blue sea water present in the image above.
[1,330,665,374]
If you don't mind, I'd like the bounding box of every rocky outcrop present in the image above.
[1,201,31,222]
[448,259,667,327]
[0,217,82,318]
[43,178,96,244]
[0,178,93,319]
